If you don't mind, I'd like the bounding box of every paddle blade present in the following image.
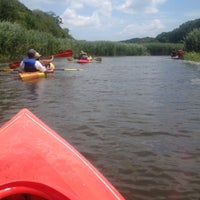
[55,49,73,58]
[95,57,102,62]
[64,68,83,71]
[0,68,14,72]
[67,57,74,61]
[9,61,21,69]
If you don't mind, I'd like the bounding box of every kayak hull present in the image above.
[19,71,45,80]
[19,63,55,81]
[0,109,125,200]
[77,59,89,63]
[19,71,53,81]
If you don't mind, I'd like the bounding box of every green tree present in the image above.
[184,28,200,52]
[156,18,200,43]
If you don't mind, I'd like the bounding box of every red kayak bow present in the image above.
[0,108,125,200]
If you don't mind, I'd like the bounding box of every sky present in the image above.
[19,0,200,41]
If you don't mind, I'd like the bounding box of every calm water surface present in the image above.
[0,56,200,200]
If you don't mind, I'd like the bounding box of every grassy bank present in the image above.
[184,52,200,62]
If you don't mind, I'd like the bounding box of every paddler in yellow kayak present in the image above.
[18,49,54,73]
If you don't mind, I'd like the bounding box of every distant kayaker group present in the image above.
[171,49,184,59]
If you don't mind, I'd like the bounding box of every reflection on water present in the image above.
[25,81,39,100]
[0,57,200,200]
[24,79,49,100]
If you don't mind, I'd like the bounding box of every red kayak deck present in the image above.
[77,59,89,63]
[0,109,124,200]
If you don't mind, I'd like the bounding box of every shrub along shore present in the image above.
[0,21,199,63]
[184,52,200,62]
[0,21,184,62]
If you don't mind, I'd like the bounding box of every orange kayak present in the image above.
[0,109,125,200]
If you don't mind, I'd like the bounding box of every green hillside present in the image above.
[122,18,200,44]
[156,18,200,43]
[0,0,73,39]
[121,37,157,43]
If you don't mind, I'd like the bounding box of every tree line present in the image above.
[0,0,199,62]
[0,21,184,61]
[0,0,71,38]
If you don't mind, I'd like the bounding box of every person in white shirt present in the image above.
[18,49,53,73]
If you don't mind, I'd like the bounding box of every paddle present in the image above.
[54,49,73,58]
[9,61,21,69]
[67,57,102,62]
[0,68,83,72]
[55,68,83,71]
[8,49,74,69]
[95,57,102,62]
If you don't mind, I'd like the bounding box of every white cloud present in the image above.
[19,0,169,40]
[119,19,165,38]
[61,0,112,29]
[61,8,101,28]
[116,0,166,14]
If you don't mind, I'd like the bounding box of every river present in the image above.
[0,56,200,200]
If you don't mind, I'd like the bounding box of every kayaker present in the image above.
[171,49,177,57]
[79,50,88,60]
[18,49,53,73]
[177,49,184,59]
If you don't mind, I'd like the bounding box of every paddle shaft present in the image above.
[0,68,82,72]
[9,49,73,69]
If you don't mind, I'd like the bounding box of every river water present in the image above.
[0,56,200,200]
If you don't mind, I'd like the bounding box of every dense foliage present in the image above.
[0,0,200,62]
[184,52,200,62]
[0,21,150,61]
[76,41,148,56]
[184,28,200,52]
[143,43,183,55]
[156,18,200,43]
[121,37,157,43]
[0,0,71,38]
[0,21,76,60]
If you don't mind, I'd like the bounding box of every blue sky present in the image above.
[19,0,200,41]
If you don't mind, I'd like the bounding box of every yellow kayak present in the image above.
[19,71,53,81]
[19,63,54,81]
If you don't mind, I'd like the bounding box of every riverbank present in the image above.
[184,52,200,62]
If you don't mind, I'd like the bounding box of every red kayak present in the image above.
[0,109,125,200]
[77,59,89,63]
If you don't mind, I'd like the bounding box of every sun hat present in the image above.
[81,50,87,55]
[35,52,41,59]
